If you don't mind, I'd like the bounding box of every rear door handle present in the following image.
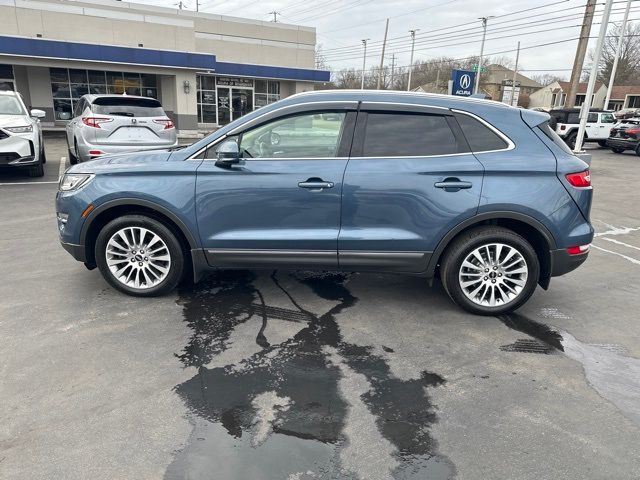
[434,178,473,191]
[298,178,335,190]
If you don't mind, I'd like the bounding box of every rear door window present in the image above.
[454,113,509,152]
[91,97,165,117]
[359,112,461,157]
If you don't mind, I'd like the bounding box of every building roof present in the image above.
[556,81,603,94]
[607,85,640,99]
[484,64,542,88]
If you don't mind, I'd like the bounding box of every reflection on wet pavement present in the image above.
[499,311,640,428]
[165,271,454,480]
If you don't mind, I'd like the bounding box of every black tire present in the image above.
[40,146,47,164]
[440,226,540,316]
[598,140,608,148]
[28,162,44,177]
[95,215,185,297]
[565,133,577,150]
[611,147,625,154]
[636,145,640,157]
[68,148,78,165]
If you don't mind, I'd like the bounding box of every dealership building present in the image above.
[0,0,329,133]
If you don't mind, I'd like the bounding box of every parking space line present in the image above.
[592,244,640,266]
[58,156,67,178]
[600,237,640,252]
[594,224,640,237]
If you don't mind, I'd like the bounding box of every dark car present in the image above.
[56,90,593,315]
[607,119,640,155]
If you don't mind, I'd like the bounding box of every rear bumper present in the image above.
[550,248,589,277]
[78,141,178,160]
[607,137,639,150]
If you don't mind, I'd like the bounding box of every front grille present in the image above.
[0,152,20,164]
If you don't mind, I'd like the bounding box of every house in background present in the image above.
[479,64,542,107]
[528,81,640,111]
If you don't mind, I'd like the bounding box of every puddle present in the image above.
[498,312,640,427]
[166,271,453,480]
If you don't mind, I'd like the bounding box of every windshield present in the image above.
[601,113,615,123]
[0,96,26,115]
[91,97,165,117]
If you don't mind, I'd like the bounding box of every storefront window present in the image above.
[197,75,216,124]
[50,68,157,120]
[255,80,280,108]
[0,64,15,91]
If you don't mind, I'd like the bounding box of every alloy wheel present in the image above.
[458,242,528,307]
[105,226,172,289]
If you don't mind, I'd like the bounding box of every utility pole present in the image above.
[195,0,199,12]
[435,69,440,92]
[574,0,614,152]
[269,11,280,22]
[407,29,418,91]
[175,1,185,10]
[510,41,520,106]
[390,54,396,90]
[474,17,492,95]
[605,0,632,110]
[361,39,368,89]
[566,0,596,107]
[377,18,389,90]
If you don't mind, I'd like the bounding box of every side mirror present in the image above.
[215,139,240,167]
[30,109,46,119]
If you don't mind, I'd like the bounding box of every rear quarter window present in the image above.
[454,113,509,152]
[538,122,574,155]
[91,97,165,117]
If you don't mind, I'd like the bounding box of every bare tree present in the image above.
[315,44,329,71]
[589,21,640,86]
[530,73,567,86]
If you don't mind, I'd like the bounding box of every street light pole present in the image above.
[361,39,368,89]
[574,0,614,153]
[604,0,632,110]
[474,17,492,95]
[407,29,418,91]
[510,41,520,106]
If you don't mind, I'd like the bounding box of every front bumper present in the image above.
[60,240,86,262]
[550,248,589,277]
[606,137,639,150]
[0,132,40,166]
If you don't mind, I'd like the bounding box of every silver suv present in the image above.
[66,95,178,164]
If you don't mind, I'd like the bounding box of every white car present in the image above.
[0,90,46,177]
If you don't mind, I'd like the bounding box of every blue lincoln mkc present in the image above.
[56,90,593,315]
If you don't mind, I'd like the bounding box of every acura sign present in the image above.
[451,69,476,97]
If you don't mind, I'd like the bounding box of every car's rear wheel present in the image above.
[565,132,577,150]
[598,140,608,148]
[95,215,185,297]
[636,145,640,157]
[440,226,540,315]
[612,147,625,154]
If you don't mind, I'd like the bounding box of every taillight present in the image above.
[153,119,175,130]
[566,245,590,255]
[565,170,591,188]
[82,117,112,128]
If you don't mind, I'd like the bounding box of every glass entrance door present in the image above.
[231,88,252,120]
[217,87,231,125]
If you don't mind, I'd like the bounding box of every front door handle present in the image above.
[434,178,473,191]
[298,178,335,191]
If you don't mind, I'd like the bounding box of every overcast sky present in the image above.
[131,0,638,79]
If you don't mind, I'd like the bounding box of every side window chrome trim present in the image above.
[451,108,515,153]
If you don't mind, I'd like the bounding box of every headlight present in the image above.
[59,173,94,192]
[5,125,33,133]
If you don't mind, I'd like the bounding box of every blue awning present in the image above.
[0,35,330,82]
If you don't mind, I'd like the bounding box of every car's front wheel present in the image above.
[598,140,608,148]
[95,215,185,296]
[612,147,625,154]
[440,226,540,315]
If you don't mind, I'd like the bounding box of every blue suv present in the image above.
[56,90,593,315]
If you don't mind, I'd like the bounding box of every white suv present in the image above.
[0,91,46,177]
[549,108,616,149]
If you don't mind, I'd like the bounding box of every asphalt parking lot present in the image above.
[1,134,639,480]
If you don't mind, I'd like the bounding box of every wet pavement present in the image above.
[1,140,640,479]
